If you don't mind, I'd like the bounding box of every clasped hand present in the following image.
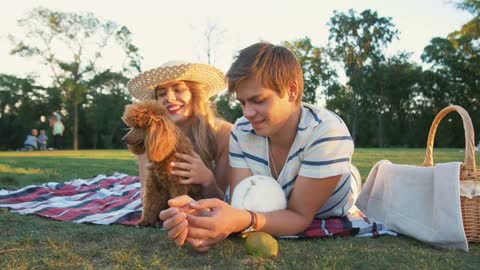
[170,152,215,188]
[159,195,241,252]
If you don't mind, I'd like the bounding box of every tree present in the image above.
[449,0,480,42]
[361,54,424,147]
[421,37,480,144]
[84,71,131,149]
[422,37,479,105]
[202,21,226,65]
[282,37,338,104]
[427,0,480,105]
[328,9,399,142]
[0,74,60,149]
[10,7,141,150]
[190,19,226,66]
[324,83,354,119]
[215,93,242,124]
[193,20,240,123]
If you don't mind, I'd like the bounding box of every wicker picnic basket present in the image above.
[422,105,480,242]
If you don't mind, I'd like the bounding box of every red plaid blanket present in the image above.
[0,173,390,238]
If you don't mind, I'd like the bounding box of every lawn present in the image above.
[1,149,480,269]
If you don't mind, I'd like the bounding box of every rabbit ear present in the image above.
[145,117,178,162]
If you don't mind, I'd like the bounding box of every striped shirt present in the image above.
[229,103,358,217]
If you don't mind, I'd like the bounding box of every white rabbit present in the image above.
[231,175,287,212]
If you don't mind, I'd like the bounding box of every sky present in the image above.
[0,0,471,85]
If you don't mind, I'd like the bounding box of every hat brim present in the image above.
[127,63,226,100]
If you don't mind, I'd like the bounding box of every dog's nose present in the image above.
[122,129,132,143]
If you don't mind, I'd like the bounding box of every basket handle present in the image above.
[423,105,476,172]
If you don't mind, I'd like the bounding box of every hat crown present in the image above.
[128,61,226,101]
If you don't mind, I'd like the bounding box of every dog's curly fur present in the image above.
[122,100,202,226]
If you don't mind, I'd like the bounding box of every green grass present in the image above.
[1,149,480,269]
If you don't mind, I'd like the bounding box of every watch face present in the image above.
[241,225,257,238]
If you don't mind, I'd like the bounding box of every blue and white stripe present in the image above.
[229,103,358,217]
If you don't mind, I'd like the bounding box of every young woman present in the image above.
[127,61,232,199]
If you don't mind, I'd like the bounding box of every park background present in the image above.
[0,0,479,151]
[1,1,480,268]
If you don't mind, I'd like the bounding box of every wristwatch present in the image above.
[240,210,258,238]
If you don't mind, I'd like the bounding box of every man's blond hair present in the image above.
[226,42,304,105]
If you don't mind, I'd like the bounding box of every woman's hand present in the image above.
[171,152,215,188]
[183,199,249,252]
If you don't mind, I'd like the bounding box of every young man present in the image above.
[160,42,360,252]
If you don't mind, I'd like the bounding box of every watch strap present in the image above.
[240,210,257,238]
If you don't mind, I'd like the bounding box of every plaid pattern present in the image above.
[0,173,389,238]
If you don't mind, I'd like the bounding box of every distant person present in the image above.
[50,112,64,149]
[37,129,48,150]
[23,129,38,151]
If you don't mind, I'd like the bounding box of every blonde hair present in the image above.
[182,81,220,170]
[226,42,304,105]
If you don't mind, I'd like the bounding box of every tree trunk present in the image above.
[109,127,117,149]
[93,130,97,149]
[351,93,358,144]
[73,101,78,150]
[378,112,384,147]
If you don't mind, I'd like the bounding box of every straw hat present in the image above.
[127,61,226,100]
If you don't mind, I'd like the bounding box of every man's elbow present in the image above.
[289,211,316,235]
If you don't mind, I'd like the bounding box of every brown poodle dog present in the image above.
[122,100,202,226]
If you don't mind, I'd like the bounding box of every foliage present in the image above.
[328,9,399,77]
[9,7,141,150]
[2,6,480,149]
[450,0,480,42]
[282,37,338,104]
[215,92,242,124]
[83,71,131,149]
[422,38,480,107]
[0,74,61,150]
[328,9,399,142]
[357,54,426,147]
[421,12,480,144]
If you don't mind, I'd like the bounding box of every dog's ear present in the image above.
[122,104,134,127]
[145,116,179,162]
[122,102,154,128]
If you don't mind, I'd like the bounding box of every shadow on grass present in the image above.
[0,176,19,188]
[0,156,138,189]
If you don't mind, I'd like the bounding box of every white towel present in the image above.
[356,160,468,251]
